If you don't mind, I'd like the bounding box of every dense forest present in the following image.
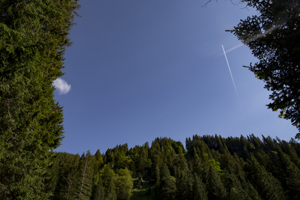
[1,0,300,199]
[47,134,300,200]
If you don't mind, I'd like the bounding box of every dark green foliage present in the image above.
[91,177,104,200]
[45,135,300,200]
[56,153,81,200]
[229,0,300,138]
[0,0,80,199]
[156,164,176,200]
[191,174,207,200]
[106,179,117,200]
[78,151,94,200]
[245,156,287,200]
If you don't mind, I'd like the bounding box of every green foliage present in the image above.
[33,135,300,200]
[91,177,104,200]
[78,152,94,200]
[0,0,80,199]
[229,0,300,138]
[208,158,223,176]
[115,168,133,200]
[192,173,207,200]
[156,164,176,200]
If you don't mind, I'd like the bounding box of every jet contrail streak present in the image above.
[222,44,244,117]
[225,43,244,54]
[217,43,244,56]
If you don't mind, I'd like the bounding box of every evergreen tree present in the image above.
[58,154,81,200]
[91,177,104,200]
[115,168,133,200]
[156,164,176,200]
[229,0,300,138]
[46,152,61,198]
[245,156,287,200]
[175,170,193,200]
[93,149,104,187]
[0,0,80,199]
[78,151,94,200]
[206,166,227,200]
[192,173,207,200]
[106,178,117,200]
[275,146,300,200]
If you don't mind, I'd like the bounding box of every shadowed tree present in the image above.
[227,0,300,138]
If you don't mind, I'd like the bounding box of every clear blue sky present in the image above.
[53,0,298,155]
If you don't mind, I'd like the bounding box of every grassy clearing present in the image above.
[131,180,155,200]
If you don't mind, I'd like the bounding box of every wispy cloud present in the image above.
[53,78,71,95]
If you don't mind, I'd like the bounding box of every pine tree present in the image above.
[175,170,193,200]
[0,0,80,199]
[275,146,300,200]
[46,152,62,198]
[245,156,287,200]
[91,177,104,200]
[106,179,117,200]
[115,168,133,200]
[78,151,94,200]
[58,154,81,200]
[156,164,176,200]
[229,0,300,138]
[192,173,207,200]
[206,166,227,200]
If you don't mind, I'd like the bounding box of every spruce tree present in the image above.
[192,173,207,200]
[115,168,133,200]
[91,177,105,200]
[156,164,176,200]
[0,0,80,199]
[229,0,300,138]
[106,179,117,200]
[78,151,94,200]
[245,156,287,200]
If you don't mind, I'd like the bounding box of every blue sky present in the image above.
[53,0,298,155]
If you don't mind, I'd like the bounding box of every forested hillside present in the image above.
[49,134,300,200]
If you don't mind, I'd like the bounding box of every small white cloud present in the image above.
[53,78,71,95]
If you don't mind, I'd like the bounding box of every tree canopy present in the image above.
[46,135,300,200]
[227,0,300,138]
[0,0,80,199]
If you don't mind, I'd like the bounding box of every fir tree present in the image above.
[192,173,207,200]
[115,168,133,200]
[91,177,104,200]
[156,164,176,200]
[78,151,94,200]
[0,0,80,199]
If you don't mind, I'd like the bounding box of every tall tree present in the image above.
[78,151,94,200]
[0,0,80,199]
[228,0,300,138]
[106,179,117,200]
[115,168,133,200]
[156,164,176,200]
[245,156,287,200]
[191,173,207,200]
[91,177,104,200]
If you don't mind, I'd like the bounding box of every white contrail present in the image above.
[218,43,244,56]
[225,43,244,54]
[222,44,244,117]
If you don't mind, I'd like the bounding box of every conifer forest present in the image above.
[48,134,300,200]
[1,0,300,199]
